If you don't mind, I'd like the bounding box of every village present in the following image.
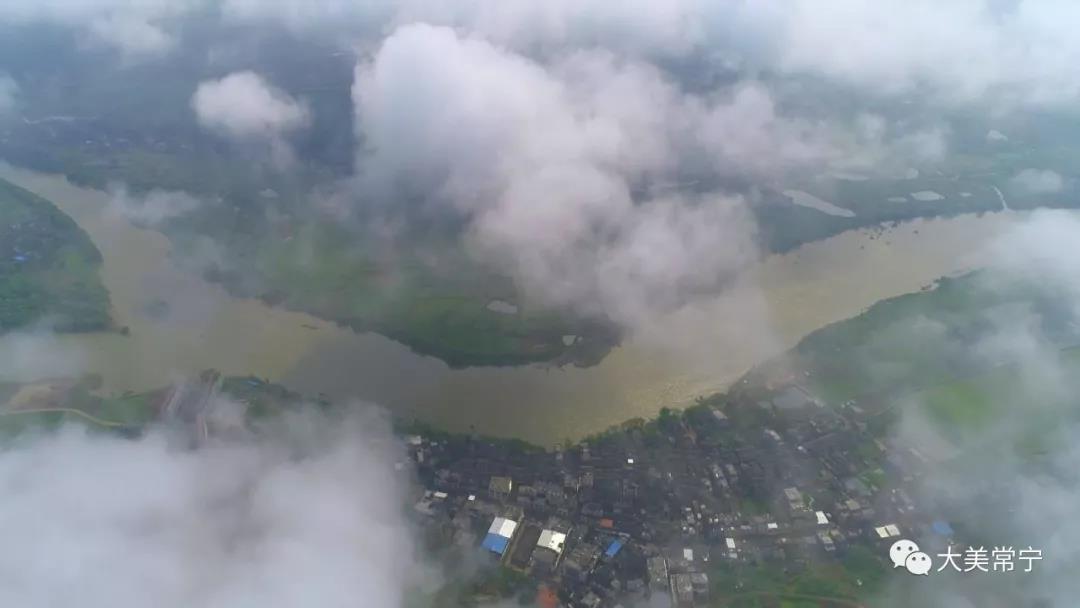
[404,381,959,607]
[0,368,968,607]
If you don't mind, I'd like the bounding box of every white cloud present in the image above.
[354,24,765,327]
[1009,168,1065,196]
[88,14,175,57]
[822,115,950,178]
[7,0,1080,109]
[879,210,1080,606]
[192,71,311,166]
[217,0,704,55]
[193,71,310,141]
[105,184,203,226]
[0,410,423,608]
[372,0,1080,109]
[692,84,844,179]
[987,210,1080,302]
[393,0,708,56]
[0,331,87,383]
[730,0,1080,107]
[9,1,1080,109]
[386,1,1080,110]
[0,0,199,57]
[350,24,960,326]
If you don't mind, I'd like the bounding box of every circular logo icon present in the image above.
[905,551,933,575]
[890,539,920,569]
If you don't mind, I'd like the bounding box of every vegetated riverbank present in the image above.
[15,266,1058,448]
[3,143,1063,370]
[7,269,1065,608]
[187,216,620,369]
[1,163,1043,444]
[579,265,1080,454]
[0,178,112,333]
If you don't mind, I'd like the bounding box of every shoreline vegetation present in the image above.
[0,371,894,606]
[1,160,1068,455]
[6,114,1080,367]
[0,145,1048,371]
[5,268,1060,454]
[0,177,113,333]
[0,161,1023,373]
[189,216,626,369]
[206,264,623,369]
[3,266,1069,607]
[6,31,1080,369]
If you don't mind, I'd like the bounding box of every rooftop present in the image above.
[481,533,510,555]
[490,476,513,495]
[488,516,518,539]
[537,529,567,554]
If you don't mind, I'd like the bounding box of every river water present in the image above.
[0,164,1033,443]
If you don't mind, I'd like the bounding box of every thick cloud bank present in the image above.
[354,24,772,325]
[11,1,1080,107]
[873,211,1080,606]
[0,412,420,608]
[399,0,1080,108]
[731,0,1080,106]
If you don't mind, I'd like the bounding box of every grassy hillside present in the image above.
[788,271,1078,405]
[0,178,111,332]
[754,268,1080,466]
[915,346,1080,451]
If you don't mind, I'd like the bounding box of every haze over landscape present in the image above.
[2,1,1080,607]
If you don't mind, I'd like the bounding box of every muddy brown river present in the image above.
[0,163,1035,443]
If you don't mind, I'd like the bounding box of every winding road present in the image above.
[0,407,126,428]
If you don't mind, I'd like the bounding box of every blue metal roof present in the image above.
[931,521,955,536]
[482,533,510,555]
[605,540,623,557]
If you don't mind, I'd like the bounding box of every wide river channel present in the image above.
[0,163,1037,443]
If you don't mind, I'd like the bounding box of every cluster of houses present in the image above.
[404,382,959,607]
